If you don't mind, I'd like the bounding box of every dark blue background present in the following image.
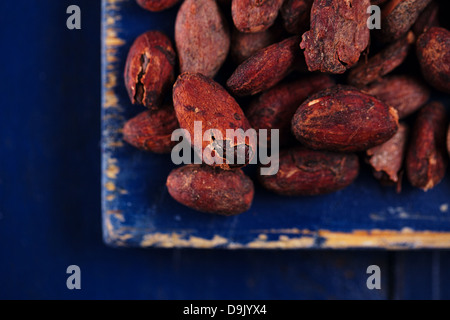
[0,0,449,300]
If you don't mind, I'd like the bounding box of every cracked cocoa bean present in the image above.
[258,147,360,196]
[406,102,448,191]
[292,85,399,152]
[124,31,176,109]
[300,0,370,74]
[166,165,254,215]
[173,73,255,169]
[367,123,409,191]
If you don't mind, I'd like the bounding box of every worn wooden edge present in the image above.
[103,208,450,249]
[101,0,127,245]
[100,0,450,250]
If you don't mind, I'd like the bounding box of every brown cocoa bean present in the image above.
[166,165,254,215]
[175,0,230,78]
[380,0,432,43]
[416,27,450,94]
[123,105,179,153]
[367,123,409,190]
[300,0,371,74]
[227,36,301,96]
[231,25,282,64]
[363,75,430,119]
[231,0,284,33]
[280,0,314,34]
[348,32,415,87]
[413,1,440,37]
[124,31,176,109]
[258,147,360,196]
[246,74,335,143]
[136,0,181,12]
[173,73,256,169]
[291,85,399,152]
[406,102,448,191]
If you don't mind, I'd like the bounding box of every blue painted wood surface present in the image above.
[102,0,450,249]
[0,0,450,300]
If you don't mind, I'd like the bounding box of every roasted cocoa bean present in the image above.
[124,31,176,109]
[166,165,254,215]
[175,0,230,78]
[380,0,432,43]
[292,85,399,152]
[416,27,450,94]
[258,147,360,196]
[173,73,255,169]
[246,74,335,143]
[231,0,284,33]
[280,0,314,34]
[413,1,440,37]
[363,75,430,119]
[136,0,181,12]
[123,105,179,153]
[227,36,301,96]
[406,102,448,191]
[300,0,370,74]
[367,123,409,190]
[348,32,415,87]
[231,25,282,64]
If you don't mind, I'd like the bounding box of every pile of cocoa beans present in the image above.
[123,0,450,216]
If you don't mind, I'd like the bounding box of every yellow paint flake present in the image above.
[105,159,120,179]
[140,233,228,248]
[319,229,450,249]
[105,29,125,47]
[106,140,124,148]
[229,234,315,249]
[257,234,268,241]
[105,210,125,223]
[105,181,116,191]
[104,89,119,108]
[105,72,117,89]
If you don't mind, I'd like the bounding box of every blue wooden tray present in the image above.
[101,0,450,249]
